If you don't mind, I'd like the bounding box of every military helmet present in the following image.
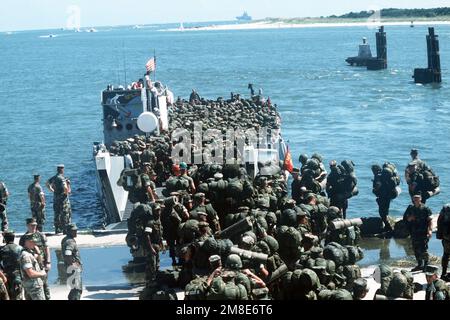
[225,254,243,270]
[313,258,330,275]
[371,164,382,174]
[243,231,257,243]
[306,158,320,170]
[299,268,320,291]
[299,154,309,164]
[311,153,323,163]
[255,241,270,255]
[310,246,323,259]
[327,206,342,220]
[280,208,297,227]
[263,236,279,254]
[240,235,255,247]
[265,211,277,225]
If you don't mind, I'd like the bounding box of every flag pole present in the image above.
[153,49,156,83]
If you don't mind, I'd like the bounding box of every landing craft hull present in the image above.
[94,148,132,230]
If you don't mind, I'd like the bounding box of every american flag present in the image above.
[146,57,156,72]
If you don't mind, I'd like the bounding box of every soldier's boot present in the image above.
[411,260,423,272]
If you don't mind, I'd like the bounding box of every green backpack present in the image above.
[185,277,208,300]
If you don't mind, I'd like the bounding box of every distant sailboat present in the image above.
[179,22,185,31]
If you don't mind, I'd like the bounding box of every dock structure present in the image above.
[413,27,442,84]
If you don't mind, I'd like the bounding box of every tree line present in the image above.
[329,7,450,19]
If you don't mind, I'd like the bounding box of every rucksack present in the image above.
[323,242,349,266]
[387,272,408,298]
[276,226,302,262]
[206,277,247,300]
[178,219,200,243]
[227,179,244,198]
[185,278,208,300]
[117,169,141,192]
[422,169,440,190]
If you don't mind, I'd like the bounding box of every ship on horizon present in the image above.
[236,11,252,21]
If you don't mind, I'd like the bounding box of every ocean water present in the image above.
[1,24,450,233]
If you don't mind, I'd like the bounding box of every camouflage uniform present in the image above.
[190,203,220,233]
[19,231,50,300]
[28,182,46,231]
[0,181,9,231]
[144,218,163,283]
[136,173,156,203]
[20,249,45,300]
[62,232,82,300]
[0,241,23,300]
[47,174,72,233]
[403,203,432,267]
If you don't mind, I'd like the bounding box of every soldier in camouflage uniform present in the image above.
[136,163,158,204]
[437,204,450,281]
[20,234,47,300]
[19,218,51,300]
[424,265,450,300]
[62,223,83,300]
[0,270,9,300]
[403,193,433,272]
[0,181,9,231]
[144,206,164,284]
[28,174,46,232]
[0,230,23,300]
[46,164,72,234]
[190,193,221,233]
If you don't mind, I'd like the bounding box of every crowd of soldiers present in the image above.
[0,164,82,300]
[118,93,449,300]
[0,218,82,300]
[1,89,449,300]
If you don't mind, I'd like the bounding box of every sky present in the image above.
[1,0,450,31]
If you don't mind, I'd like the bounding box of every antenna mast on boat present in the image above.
[123,41,127,85]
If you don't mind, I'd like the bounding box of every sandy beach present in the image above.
[162,19,450,32]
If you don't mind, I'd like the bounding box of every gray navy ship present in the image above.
[236,11,252,21]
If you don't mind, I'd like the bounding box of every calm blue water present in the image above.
[1,24,450,232]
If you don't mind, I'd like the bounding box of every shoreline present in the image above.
[162,19,450,32]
